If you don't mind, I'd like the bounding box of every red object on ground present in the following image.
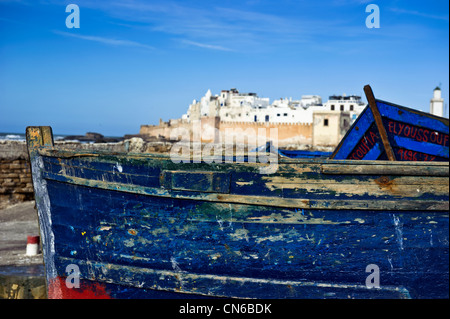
[27,235,40,244]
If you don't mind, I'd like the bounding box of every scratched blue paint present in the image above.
[35,153,449,299]
[45,179,448,298]
[26,126,449,299]
[41,158,448,202]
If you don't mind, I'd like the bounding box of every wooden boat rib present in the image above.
[26,87,449,299]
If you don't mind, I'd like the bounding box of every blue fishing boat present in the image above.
[331,85,449,161]
[26,89,448,299]
[253,141,331,158]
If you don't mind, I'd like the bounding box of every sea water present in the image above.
[0,133,66,142]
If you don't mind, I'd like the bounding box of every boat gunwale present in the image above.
[375,97,450,127]
[38,146,450,167]
[34,144,449,211]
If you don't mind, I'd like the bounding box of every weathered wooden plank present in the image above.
[44,155,449,195]
[161,170,231,193]
[321,163,448,176]
[39,146,449,169]
[42,156,161,188]
[53,257,412,299]
[260,174,449,185]
[43,172,449,211]
[40,152,449,204]
[26,126,54,149]
[46,179,448,228]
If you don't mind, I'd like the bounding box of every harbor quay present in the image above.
[0,201,46,299]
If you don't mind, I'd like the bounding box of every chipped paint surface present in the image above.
[26,126,449,299]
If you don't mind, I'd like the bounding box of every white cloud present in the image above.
[65,0,325,51]
[181,40,234,52]
[389,7,449,21]
[53,30,155,50]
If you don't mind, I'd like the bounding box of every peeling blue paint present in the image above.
[26,126,449,299]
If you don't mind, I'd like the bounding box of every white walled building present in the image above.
[322,94,366,123]
[182,88,366,124]
[430,86,444,117]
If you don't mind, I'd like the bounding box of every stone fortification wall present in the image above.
[140,117,313,148]
[219,121,312,147]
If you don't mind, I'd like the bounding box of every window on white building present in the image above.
[331,105,335,110]
[340,105,344,111]
[324,119,329,126]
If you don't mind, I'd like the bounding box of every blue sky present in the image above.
[0,0,448,136]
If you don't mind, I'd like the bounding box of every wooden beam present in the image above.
[41,126,54,147]
[364,85,396,161]
[42,172,449,211]
[321,163,449,176]
[26,126,54,150]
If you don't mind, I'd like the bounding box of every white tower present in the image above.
[430,86,444,117]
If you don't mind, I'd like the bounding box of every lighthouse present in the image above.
[430,86,444,117]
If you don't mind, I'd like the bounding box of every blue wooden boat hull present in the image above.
[26,126,449,299]
[277,149,331,158]
[253,142,331,158]
[331,85,449,161]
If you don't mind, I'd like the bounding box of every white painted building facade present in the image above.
[322,94,366,123]
[182,88,366,124]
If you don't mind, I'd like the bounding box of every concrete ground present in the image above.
[0,201,46,299]
[0,201,43,267]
